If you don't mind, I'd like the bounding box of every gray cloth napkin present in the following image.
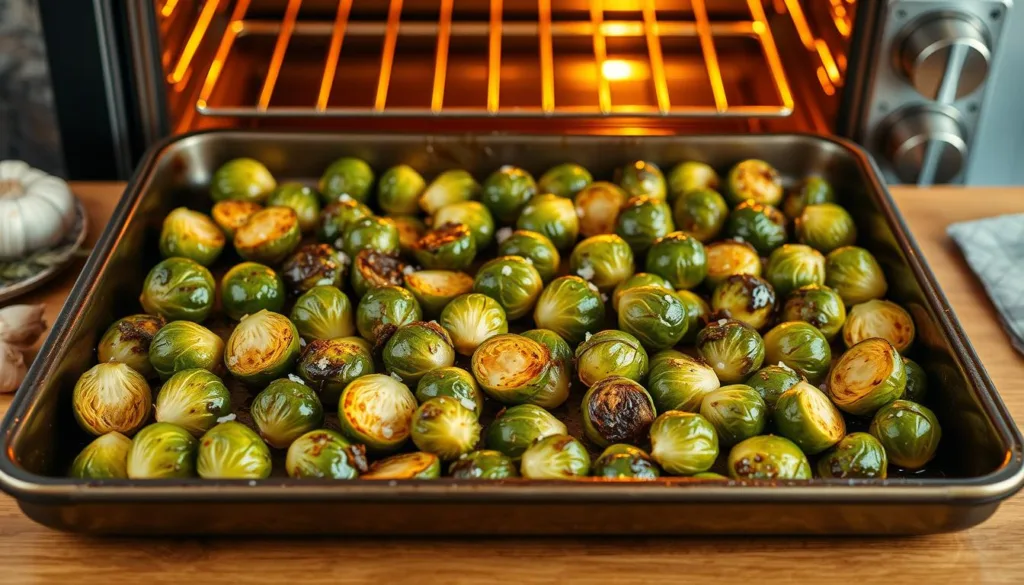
[947,214,1024,355]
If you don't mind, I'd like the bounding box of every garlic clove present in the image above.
[0,304,47,348]
[0,340,27,394]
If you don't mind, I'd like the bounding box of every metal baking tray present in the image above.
[1,130,1021,535]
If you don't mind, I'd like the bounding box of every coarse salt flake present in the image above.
[601,293,609,302]
[288,374,306,385]
[500,265,513,276]
[496,227,513,244]
[216,413,237,423]
[586,281,600,293]
[316,278,333,286]
[390,372,403,382]
[459,397,477,411]
[381,425,394,438]
[402,265,417,275]
[317,357,330,369]
[576,265,596,281]
[299,338,307,347]
[717,318,728,326]
[584,331,593,342]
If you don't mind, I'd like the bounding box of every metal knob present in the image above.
[884,106,967,185]
[899,14,991,101]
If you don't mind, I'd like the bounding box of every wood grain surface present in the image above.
[0,183,1022,585]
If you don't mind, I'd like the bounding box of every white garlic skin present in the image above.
[0,341,27,394]
[0,303,47,348]
[0,160,77,260]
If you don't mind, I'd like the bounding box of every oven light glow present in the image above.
[602,59,648,82]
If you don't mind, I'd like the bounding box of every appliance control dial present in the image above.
[884,106,967,185]
[898,14,991,101]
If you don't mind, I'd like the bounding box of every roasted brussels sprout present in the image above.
[817,432,887,479]
[783,176,836,219]
[338,373,417,453]
[362,452,442,479]
[649,411,718,475]
[317,199,373,247]
[197,421,273,479]
[498,229,560,283]
[416,367,484,418]
[727,435,811,480]
[773,381,846,454]
[668,161,720,202]
[521,328,575,401]
[781,284,847,341]
[796,203,857,254]
[725,200,787,256]
[449,450,519,479]
[481,165,537,224]
[342,215,400,259]
[520,434,591,479]
[617,160,667,202]
[403,269,473,316]
[414,222,477,270]
[410,396,482,460]
[869,399,941,470]
[696,319,765,383]
[392,215,426,258]
[671,188,729,242]
[617,286,688,351]
[219,262,286,321]
[377,164,425,215]
[290,285,355,341]
[645,231,708,290]
[473,256,543,320]
[280,244,347,294]
[711,275,776,330]
[704,240,762,288]
[351,249,406,299]
[574,181,629,238]
[434,200,496,249]
[744,365,801,412]
[419,169,480,215]
[211,200,262,238]
[140,257,215,323]
[699,384,767,448]
[570,234,635,291]
[154,369,231,437]
[210,158,276,203]
[647,350,720,413]
[825,246,889,306]
[615,196,674,254]
[575,329,649,387]
[381,321,455,384]
[148,320,224,380]
[224,310,301,386]
[843,299,916,352]
[319,157,374,204]
[296,338,374,406]
[159,207,225,266]
[484,404,567,460]
[69,432,132,479]
[72,362,152,436]
[251,378,324,449]
[725,159,783,207]
[234,206,302,265]
[591,444,660,480]
[581,376,657,448]
[126,422,197,479]
[97,314,164,378]
[472,333,569,408]
[517,193,580,251]
[677,289,711,341]
[762,321,832,384]
[903,357,928,403]
[286,429,368,479]
[765,244,826,298]
[538,162,592,199]
[439,293,508,356]
[828,337,906,416]
[267,182,321,233]
[611,272,673,313]
[355,285,422,343]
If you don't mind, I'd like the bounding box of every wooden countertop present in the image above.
[2,183,1023,584]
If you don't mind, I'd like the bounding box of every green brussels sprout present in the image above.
[403,269,473,317]
[869,399,941,470]
[337,373,417,453]
[197,421,273,479]
[234,206,302,265]
[611,272,673,313]
[615,196,675,254]
[725,201,787,256]
[519,434,591,479]
[97,314,164,378]
[355,285,422,343]
[532,276,605,345]
[725,159,783,207]
[449,450,519,479]
[762,321,832,384]
[419,169,480,215]
[727,435,811,480]
[617,286,688,351]
[434,201,495,249]
[817,432,887,479]
[410,396,482,460]
[318,199,373,247]
[644,231,708,290]
[828,337,907,416]
[159,207,225,266]
[570,234,636,292]
[352,249,407,299]
[362,452,442,480]
[649,411,718,475]
[744,365,801,411]
[126,422,197,479]
[481,165,537,224]
[517,193,581,253]
[210,157,276,203]
[140,257,215,323]
[439,293,508,356]
[69,432,132,479]
[392,215,426,258]
[795,203,857,254]
[783,176,836,220]
[414,222,477,270]
[903,357,928,403]
[498,229,560,283]
[581,376,657,448]
[574,181,629,238]
[251,378,324,449]
[647,350,720,413]
[296,338,374,407]
[416,367,484,418]
[280,243,348,295]
[711,275,777,330]
[473,256,543,320]
[290,285,356,341]
[591,444,660,480]
[377,164,425,215]
[695,319,765,383]
[538,162,592,199]
[154,369,231,437]
[668,161,720,202]
[148,320,224,380]
[484,404,567,460]
[382,321,456,384]
[617,160,667,202]
[781,284,847,341]
[676,289,711,344]
[219,262,286,321]
[471,333,569,408]
[521,328,575,402]
[575,329,649,387]
[342,216,400,259]
[765,244,826,298]
[267,182,322,233]
[286,429,368,479]
[319,157,374,204]
[704,240,762,288]
[825,246,889,306]
[211,200,262,238]
[699,384,767,448]
[224,310,301,386]
[773,381,846,454]
[72,362,152,436]
[843,299,916,353]
[671,188,729,242]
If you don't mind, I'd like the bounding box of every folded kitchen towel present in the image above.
[947,214,1024,355]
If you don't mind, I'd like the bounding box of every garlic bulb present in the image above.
[0,340,27,394]
[0,303,47,348]
[0,160,77,260]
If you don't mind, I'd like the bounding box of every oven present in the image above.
[38,0,1022,185]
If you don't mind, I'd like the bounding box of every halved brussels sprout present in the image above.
[410,396,482,460]
[319,157,374,204]
[449,450,519,479]
[497,229,560,282]
[727,435,811,480]
[783,176,836,220]
[575,329,649,387]
[617,286,688,351]
[197,421,272,479]
[434,200,495,249]
[570,234,635,292]
[267,182,322,233]
[903,357,928,403]
[774,381,846,454]
[210,158,276,203]
[224,309,301,386]
[744,365,801,412]
[763,321,832,384]
[817,432,887,479]
[338,373,417,453]
[251,378,324,449]
[69,432,131,479]
[290,285,355,341]
[148,320,224,380]
[711,275,777,330]
[647,350,720,413]
[696,319,766,383]
[280,243,348,295]
[97,314,164,378]
[126,422,197,479]
[484,404,567,460]
[414,222,477,270]
[473,255,543,320]
[318,199,373,247]
[342,216,400,259]
[234,206,302,265]
[520,434,591,479]
[574,181,629,237]
[796,203,857,254]
[699,384,767,448]
[843,299,916,352]
[725,159,782,207]
[220,262,286,321]
[419,169,480,215]
[704,240,762,288]
[439,293,508,356]
[615,196,675,254]
[355,285,422,343]
[286,429,368,479]
[725,201,787,256]
[828,337,906,416]
[481,165,537,224]
[140,257,215,323]
[591,444,660,480]
[645,231,708,290]
[611,272,673,313]
[154,369,231,437]
[825,246,889,306]
[765,244,826,298]
[296,338,374,407]
[617,160,667,202]
[382,321,456,384]
[416,366,483,418]
[781,284,847,341]
[676,290,711,343]
[211,200,262,238]
[377,164,425,215]
[649,411,718,475]
[352,249,406,299]
[671,188,729,242]
[159,207,225,266]
[582,376,657,448]
[403,269,473,316]
[869,399,941,470]
[517,193,580,251]
[668,161,720,202]
[362,452,442,479]
[392,215,426,258]
[471,333,568,408]
[538,162,592,199]
[73,362,152,436]
[533,276,605,345]
[523,326,573,382]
